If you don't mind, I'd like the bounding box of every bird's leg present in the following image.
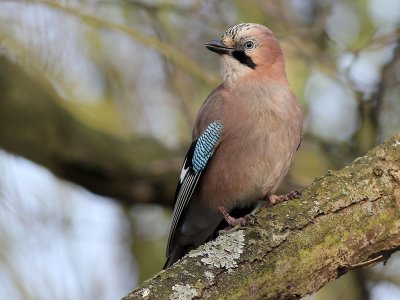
[218,206,255,227]
[268,190,301,205]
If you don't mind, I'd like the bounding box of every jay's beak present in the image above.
[205,39,233,55]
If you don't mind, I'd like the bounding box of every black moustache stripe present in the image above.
[232,50,256,69]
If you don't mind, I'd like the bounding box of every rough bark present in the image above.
[0,57,179,206]
[123,135,400,300]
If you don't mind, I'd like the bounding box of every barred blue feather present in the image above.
[166,121,223,258]
[192,121,223,172]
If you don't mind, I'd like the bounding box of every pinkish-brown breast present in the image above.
[194,82,302,211]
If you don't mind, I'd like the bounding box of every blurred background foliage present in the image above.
[0,0,399,299]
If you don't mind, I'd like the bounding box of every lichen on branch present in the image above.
[123,135,400,300]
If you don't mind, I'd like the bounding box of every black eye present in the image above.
[244,41,255,50]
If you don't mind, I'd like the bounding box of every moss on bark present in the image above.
[123,135,400,300]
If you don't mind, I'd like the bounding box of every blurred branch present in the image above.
[146,10,195,132]
[123,0,229,30]
[353,270,371,300]
[122,0,196,14]
[353,38,400,153]
[367,268,400,287]
[358,28,400,51]
[18,0,218,86]
[123,135,400,299]
[0,56,180,206]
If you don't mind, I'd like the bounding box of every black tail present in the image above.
[163,244,190,269]
[163,206,254,269]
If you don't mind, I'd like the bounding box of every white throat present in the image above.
[220,55,252,85]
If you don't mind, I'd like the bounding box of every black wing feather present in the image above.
[166,121,223,259]
[166,140,203,256]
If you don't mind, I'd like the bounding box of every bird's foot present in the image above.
[218,206,255,227]
[268,190,301,205]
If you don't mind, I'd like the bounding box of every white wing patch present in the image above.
[166,121,224,257]
[179,158,189,183]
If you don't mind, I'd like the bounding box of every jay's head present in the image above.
[205,23,284,84]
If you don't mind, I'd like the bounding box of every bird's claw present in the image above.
[268,190,302,205]
[227,214,255,227]
[287,190,301,200]
[218,206,256,227]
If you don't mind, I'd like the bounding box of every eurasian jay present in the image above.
[165,23,303,268]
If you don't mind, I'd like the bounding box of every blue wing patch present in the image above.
[192,121,223,172]
[166,120,223,257]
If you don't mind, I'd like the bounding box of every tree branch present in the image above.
[0,56,179,206]
[123,135,400,299]
[18,0,219,86]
